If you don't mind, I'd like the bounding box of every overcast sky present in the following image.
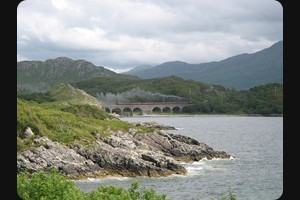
[17,0,283,72]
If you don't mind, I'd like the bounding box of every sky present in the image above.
[17,0,283,73]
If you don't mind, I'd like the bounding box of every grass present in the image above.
[17,98,152,152]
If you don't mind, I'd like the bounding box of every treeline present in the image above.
[17,91,55,103]
[17,76,283,115]
[242,83,283,114]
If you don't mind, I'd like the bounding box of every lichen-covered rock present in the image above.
[17,129,231,179]
[17,137,103,179]
[20,127,34,139]
[135,130,231,162]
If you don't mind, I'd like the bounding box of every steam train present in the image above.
[116,101,194,105]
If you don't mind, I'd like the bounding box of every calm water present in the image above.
[76,115,283,200]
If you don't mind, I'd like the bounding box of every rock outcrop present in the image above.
[20,127,34,139]
[17,127,231,180]
[131,121,177,130]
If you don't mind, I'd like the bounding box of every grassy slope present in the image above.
[17,83,151,152]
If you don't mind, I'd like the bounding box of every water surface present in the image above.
[76,115,283,200]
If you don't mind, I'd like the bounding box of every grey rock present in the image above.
[20,127,34,139]
[17,137,102,178]
[17,128,230,179]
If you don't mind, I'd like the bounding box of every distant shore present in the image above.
[120,113,283,118]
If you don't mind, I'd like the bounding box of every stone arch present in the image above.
[105,107,110,113]
[123,107,132,116]
[152,107,162,114]
[162,107,172,113]
[172,106,181,113]
[112,108,122,115]
[133,107,143,115]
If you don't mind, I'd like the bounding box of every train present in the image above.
[116,101,194,105]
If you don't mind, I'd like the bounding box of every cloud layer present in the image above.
[17,0,283,72]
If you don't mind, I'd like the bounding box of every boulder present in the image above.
[20,127,34,139]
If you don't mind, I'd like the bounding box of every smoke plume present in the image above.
[96,87,188,105]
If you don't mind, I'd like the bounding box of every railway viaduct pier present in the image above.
[104,102,194,116]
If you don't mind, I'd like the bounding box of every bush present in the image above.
[17,169,86,200]
[17,167,239,200]
[17,169,171,200]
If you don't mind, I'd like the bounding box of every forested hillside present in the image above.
[17,56,283,115]
[70,76,282,115]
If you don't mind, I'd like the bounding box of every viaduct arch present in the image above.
[104,102,193,116]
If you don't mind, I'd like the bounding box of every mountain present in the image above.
[124,64,154,74]
[17,57,135,92]
[123,40,283,90]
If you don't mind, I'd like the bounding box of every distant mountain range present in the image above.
[123,40,283,90]
[17,40,282,92]
[17,56,283,115]
[17,57,135,92]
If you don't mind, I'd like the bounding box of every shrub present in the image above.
[17,169,171,200]
[17,169,86,200]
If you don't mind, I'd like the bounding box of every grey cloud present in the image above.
[17,0,283,70]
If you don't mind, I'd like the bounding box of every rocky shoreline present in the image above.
[17,123,231,180]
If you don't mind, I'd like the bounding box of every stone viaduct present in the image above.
[104,102,194,116]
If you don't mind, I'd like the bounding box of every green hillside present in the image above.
[242,83,283,114]
[17,55,283,115]
[17,57,136,92]
[71,76,282,115]
[17,83,151,152]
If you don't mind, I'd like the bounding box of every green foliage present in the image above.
[17,91,55,103]
[18,72,283,115]
[17,98,97,145]
[17,170,239,200]
[72,76,283,115]
[242,83,283,115]
[17,136,29,153]
[17,98,151,152]
[61,104,113,120]
[17,99,49,137]
[17,136,41,153]
[17,170,171,200]
[88,182,169,200]
[73,76,241,114]
[48,83,87,102]
[17,169,86,200]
